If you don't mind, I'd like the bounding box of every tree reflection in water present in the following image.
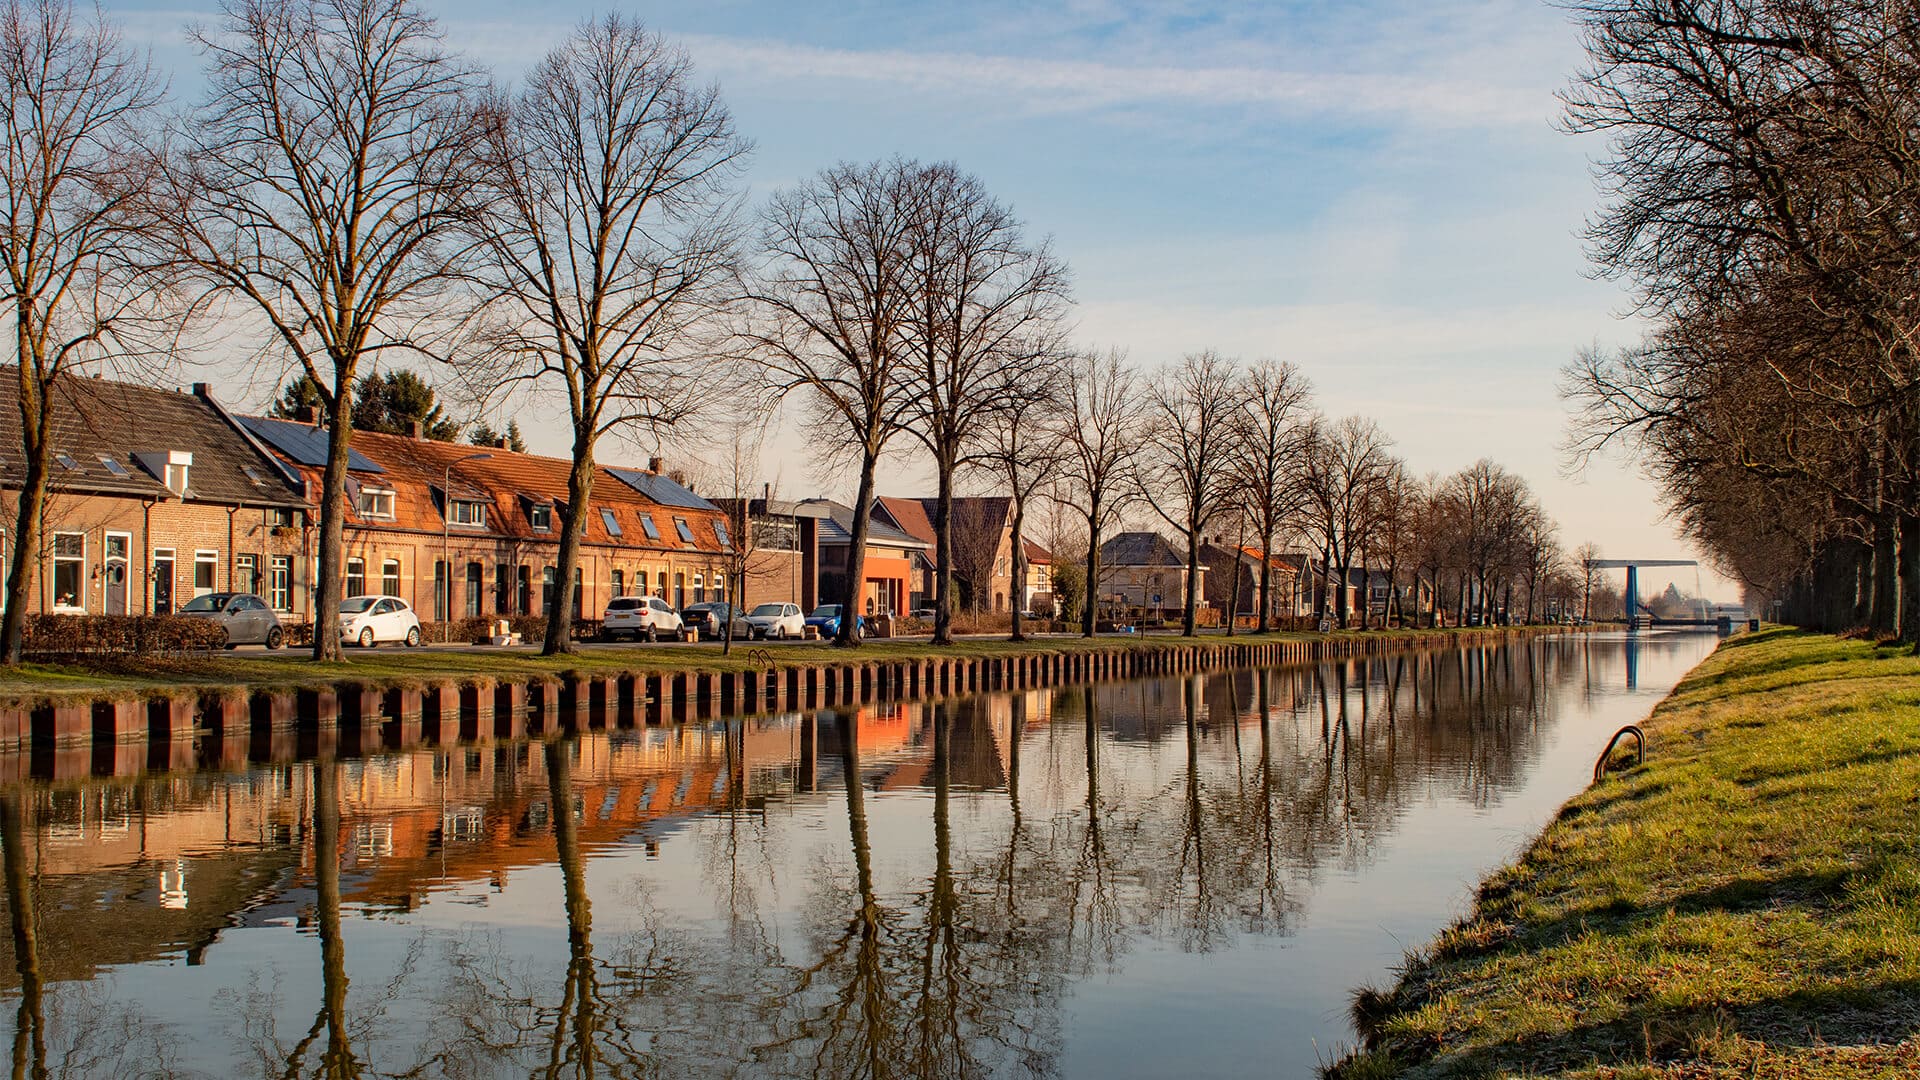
[0,635,1684,1079]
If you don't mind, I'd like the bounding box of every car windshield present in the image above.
[181,594,230,613]
[808,606,840,619]
[339,597,378,614]
[749,604,785,617]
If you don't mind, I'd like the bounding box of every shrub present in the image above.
[22,614,227,660]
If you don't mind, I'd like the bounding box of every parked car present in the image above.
[682,601,749,640]
[909,607,935,619]
[179,591,285,649]
[805,604,864,638]
[338,595,421,648]
[601,595,683,641]
[743,602,805,639]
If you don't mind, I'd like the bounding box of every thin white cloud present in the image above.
[680,35,1546,128]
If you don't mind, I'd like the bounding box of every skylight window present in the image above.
[715,520,731,550]
[673,517,695,544]
[600,508,622,537]
[55,453,77,470]
[99,457,128,477]
[242,466,266,487]
[638,513,660,540]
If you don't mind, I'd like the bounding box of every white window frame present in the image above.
[449,499,487,527]
[193,549,219,598]
[163,451,192,495]
[103,531,132,615]
[529,502,553,531]
[356,486,397,520]
[270,555,292,611]
[346,557,366,597]
[235,552,258,596]
[50,532,86,613]
[381,558,401,597]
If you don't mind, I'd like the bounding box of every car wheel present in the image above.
[222,628,235,650]
[645,624,658,643]
[266,627,283,650]
[358,627,375,648]
[405,626,421,648]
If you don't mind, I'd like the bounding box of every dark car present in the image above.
[681,601,741,639]
[804,604,864,638]
[179,591,285,648]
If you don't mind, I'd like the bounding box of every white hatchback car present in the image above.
[601,595,684,642]
[338,594,422,648]
[743,602,805,640]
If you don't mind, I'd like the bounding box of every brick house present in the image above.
[873,495,1021,611]
[0,370,310,617]
[1095,531,1208,617]
[808,499,927,617]
[1199,543,1305,626]
[242,416,736,624]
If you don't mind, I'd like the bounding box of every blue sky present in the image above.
[111,0,1725,599]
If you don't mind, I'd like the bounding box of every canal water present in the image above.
[0,632,1715,1078]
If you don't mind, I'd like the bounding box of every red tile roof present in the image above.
[873,496,937,545]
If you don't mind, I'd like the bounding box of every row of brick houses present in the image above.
[1,370,744,625]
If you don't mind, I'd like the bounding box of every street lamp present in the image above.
[442,452,493,643]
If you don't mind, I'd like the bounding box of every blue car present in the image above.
[805,604,864,638]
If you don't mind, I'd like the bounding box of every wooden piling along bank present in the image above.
[0,628,1557,782]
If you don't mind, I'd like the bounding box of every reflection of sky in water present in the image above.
[0,631,1718,1079]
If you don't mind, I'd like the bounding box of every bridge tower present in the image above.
[1584,558,1698,629]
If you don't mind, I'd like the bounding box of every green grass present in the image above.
[1325,628,1920,1079]
[0,625,1532,706]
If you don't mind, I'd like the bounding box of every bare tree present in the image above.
[0,0,165,664]
[475,14,748,654]
[1228,358,1312,631]
[1137,351,1241,636]
[163,0,487,659]
[1299,416,1394,627]
[1055,349,1143,637]
[974,362,1067,640]
[744,161,915,645]
[898,162,1069,645]
[1363,459,1417,628]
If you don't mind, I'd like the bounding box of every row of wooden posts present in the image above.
[0,630,1542,783]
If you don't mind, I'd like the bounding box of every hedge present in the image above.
[22,614,227,660]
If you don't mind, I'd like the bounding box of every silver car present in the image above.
[179,592,285,649]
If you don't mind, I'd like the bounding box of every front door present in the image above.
[152,550,175,614]
[104,534,130,615]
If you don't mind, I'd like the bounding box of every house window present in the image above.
[712,573,726,603]
[51,533,85,611]
[346,557,366,597]
[715,520,731,550]
[673,572,685,609]
[269,507,295,528]
[600,508,622,537]
[165,461,189,493]
[381,558,401,597]
[465,562,483,617]
[450,500,486,527]
[692,573,705,604]
[529,503,552,531]
[655,571,666,598]
[194,550,218,597]
[541,566,556,614]
[611,569,624,597]
[572,567,582,619]
[433,560,447,620]
[356,487,396,519]
[99,457,128,477]
[235,553,258,595]
[270,556,292,611]
[517,565,531,614]
[638,513,660,540]
[673,517,695,544]
[495,563,511,615]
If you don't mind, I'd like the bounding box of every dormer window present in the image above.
[164,451,192,494]
[449,499,487,527]
[529,502,552,531]
[356,486,396,519]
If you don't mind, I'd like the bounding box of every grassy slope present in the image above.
[0,626,1515,704]
[1331,628,1920,1079]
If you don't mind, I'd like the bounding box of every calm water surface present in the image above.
[0,632,1716,1078]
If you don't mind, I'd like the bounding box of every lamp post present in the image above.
[442,452,493,643]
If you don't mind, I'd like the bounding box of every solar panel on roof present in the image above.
[606,467,717,510]
[240,416,384,473]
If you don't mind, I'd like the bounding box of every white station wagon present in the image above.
[601,595,683,642]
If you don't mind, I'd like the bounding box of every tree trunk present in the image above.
[1334,556,1352,627]
[1872,510,1898,634]
[1082,504,1102,638]
[1,361,50,664]
[544,429,594,655]
[1256,525,1273,633]
[1181,531,1199,637]
[1007,495,1027,642]
[312,389,353,661]
[932,453,954,646]
[1900,512,1920,647]
[3,793,44,1074]
[839,450,878,646]
[314,760,354,1072]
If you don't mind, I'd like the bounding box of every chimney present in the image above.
[406,419,423,439]
[648,456,663,474]
[494,437,507,449]
[192,382,210,398]
[295,404,318,425]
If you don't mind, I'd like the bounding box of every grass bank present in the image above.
[1328,627,1920,1079]
[0,625,1541,705]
